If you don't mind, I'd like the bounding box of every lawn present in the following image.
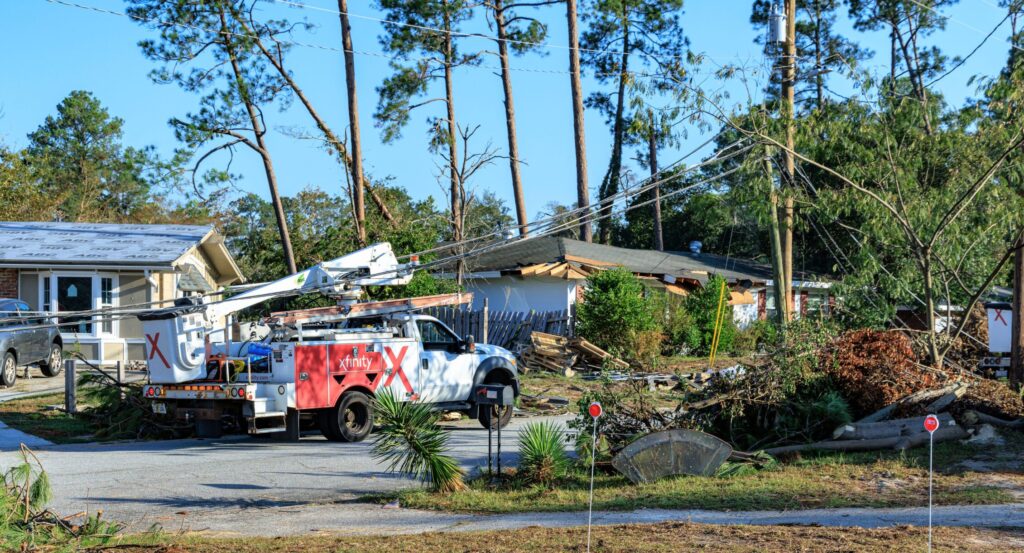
[379,434,1024,514]
[0,392,98,443]
[86,523,1024,552]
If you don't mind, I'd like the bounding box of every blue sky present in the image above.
[0,0,1017,222]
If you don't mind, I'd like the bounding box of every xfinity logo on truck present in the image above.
[338,355,375,371]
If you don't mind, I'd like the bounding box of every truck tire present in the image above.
[318,409,343,442]
[40,343,62,377]
[329,391,374,443]
[478,403,513,430]
[1,352,15,387]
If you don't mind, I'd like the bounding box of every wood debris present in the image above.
[517,331,628,374]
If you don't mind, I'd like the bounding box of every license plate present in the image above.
[152,402,167,415]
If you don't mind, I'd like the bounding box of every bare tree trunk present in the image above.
[598,17,630,244]
[443,10,464,283]
[338,0,366,245]
[922,254,943,367]
[235,10,397,229]
[566,0,591,242]
[220,10,296,275]
[781,0,796,321]
[1012,233,1024,390]
[648,127,663,251]
[493,0,528,237]
[765,157,788,327]
[813,0,824,109]
[889,24,897,95]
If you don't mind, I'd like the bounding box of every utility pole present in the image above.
[766,3,790,326]
[781,0,796,321]
[648,118,664,251]
[1012,233,1024,390]
[567,0,592,242]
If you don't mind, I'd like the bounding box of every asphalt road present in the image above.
[0,413,573,533]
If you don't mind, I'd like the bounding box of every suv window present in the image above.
[16,302,43,326]
[0,302,19,328]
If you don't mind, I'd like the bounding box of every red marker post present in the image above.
[586,402,602,553]
[924,414,939,553]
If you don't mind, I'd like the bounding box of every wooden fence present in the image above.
[423,301,573,349]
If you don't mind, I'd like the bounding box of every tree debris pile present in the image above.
[76,363,189,440]
[518,331,629,375]
[820,330,938,416]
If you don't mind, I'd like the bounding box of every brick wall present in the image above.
[0,269,17,298]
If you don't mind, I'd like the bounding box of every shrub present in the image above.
[647,291,694,354]
[683,275,737,355]
[576,268,659,354]
[731,319,779,355]
[517,421,571,486]
[371,391,466,493]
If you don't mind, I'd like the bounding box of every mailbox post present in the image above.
[475,384,514,477]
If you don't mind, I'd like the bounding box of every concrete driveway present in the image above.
[0,413,572,533]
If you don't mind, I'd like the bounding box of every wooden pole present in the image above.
[116,360,125,385]
[781,0,796,321]
[482,297,489,344]
[64,359,76,414]
[1012,235,1024,390]
[566,0,592,242]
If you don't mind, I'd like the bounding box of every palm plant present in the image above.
[371,391,466,493]
[517,421,571,486]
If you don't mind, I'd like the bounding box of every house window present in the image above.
[100,277,114,334]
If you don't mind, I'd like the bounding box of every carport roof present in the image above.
[460,236,785,283]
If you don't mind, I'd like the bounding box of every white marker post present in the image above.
[924,413,940,553]
[586,401,602,553]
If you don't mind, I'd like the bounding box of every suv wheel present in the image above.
[1,352,16,387]
[40,343,62,377]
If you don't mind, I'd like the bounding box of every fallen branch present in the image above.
[766,423,968,457]
[961,410,1024,429]
[832,413,956,441]
[856,383,962,423]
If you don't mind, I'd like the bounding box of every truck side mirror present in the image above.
[464,334,476,353]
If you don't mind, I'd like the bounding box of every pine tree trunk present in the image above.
[219,9,296,274]
[598,18,630,244]
[813,0,824,109]
[648,128,663,251]
[338,0,366,245]
[566,0,591,242]
[493,0,528,237]
[442,10,463,282]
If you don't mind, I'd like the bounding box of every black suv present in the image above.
[0,299,63,387]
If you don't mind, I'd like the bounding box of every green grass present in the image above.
[0,393,97,444]
[376,440,1023,514]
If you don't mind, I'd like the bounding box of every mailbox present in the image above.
[475,384,514,406]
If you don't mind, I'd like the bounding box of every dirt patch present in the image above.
[102,523,1024,552]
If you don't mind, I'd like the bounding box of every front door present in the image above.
[56,276,93,334]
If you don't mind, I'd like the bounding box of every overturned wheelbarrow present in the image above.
[611,429,732,484]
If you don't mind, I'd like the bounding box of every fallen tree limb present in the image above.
[766,423,968,457]
[961,410,1024,429]
[856,383,962,423]
[832,413,956,441]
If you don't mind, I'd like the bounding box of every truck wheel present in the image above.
[40,343,62,377]
[318,409,343,442]
[1,352,16,387]
[478,404,513,430]
[336,391,374,443]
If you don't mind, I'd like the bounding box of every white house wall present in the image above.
[465,276,576,313]
[734,298,758,329]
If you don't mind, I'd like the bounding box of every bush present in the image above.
[731,319,779,355]
[576,268,659,354]
[683,275,737,355]
[517,421,571,486]
[648,291,696,354]
[371,391,466,493]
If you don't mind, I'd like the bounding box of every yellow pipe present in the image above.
[708,280,727,368]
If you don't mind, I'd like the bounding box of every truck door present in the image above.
[415,319,476,403]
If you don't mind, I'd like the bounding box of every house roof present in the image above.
[0,222,243,285]
[459,236,809,284]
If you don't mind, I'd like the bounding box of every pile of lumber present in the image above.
[517,331,628,375]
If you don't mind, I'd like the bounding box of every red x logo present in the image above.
[995,309,1009,326]
[146,333,170,369]
[382,345,413,394]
